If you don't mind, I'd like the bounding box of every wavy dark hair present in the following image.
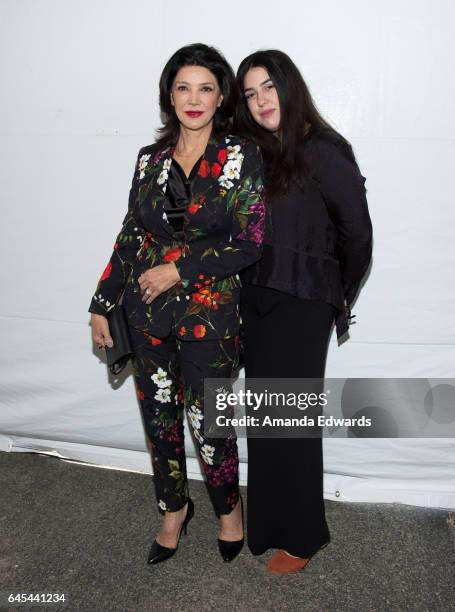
[236,49,355,196]
[155,43,237,149]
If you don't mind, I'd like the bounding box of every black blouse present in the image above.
[164,155,203,237]
[241,128,373,339]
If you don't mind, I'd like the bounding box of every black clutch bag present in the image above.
[105,305,134,375]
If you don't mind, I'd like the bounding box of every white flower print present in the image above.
[227,144,241,159]
[193,428,204,444]
[219,175,234,190]
[224,158,242,180]
[157,158,172,188]
[200,444,215,465]
[93,292,115,312]
[151,367,172,388]
[138,153,151,179]
[158,499,167,511]
[218,150,243,190]
[155,387,171,403]
[188,405,204,430]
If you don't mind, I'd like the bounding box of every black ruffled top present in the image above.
[241,128,372,339]
[164,155,203,237]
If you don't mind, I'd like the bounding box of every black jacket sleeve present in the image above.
[88,149,146,316]
[174,142,266,293]
[316,139,373,306]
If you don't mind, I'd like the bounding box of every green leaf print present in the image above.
[218,291,232,304]
[243,176,252,190]
[186,302,202,315]
[227,188,238,211]
[168,459,180,473]
[237,213,248,230]
[201,247,214,259]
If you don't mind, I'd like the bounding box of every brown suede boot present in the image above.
[267,549,311,574]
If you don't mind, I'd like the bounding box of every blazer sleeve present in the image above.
[316,140,373,307]
[88,149,146,316]
[174,142,266,293]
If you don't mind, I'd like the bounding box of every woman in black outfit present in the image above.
[236,50,373,574]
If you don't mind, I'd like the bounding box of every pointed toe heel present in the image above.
[217,495,244,562]
[147,539,177,565]
[217,537,244,562]
[147,498,194,565]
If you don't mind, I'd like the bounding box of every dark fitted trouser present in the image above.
[241,284,335,558]
[130,326,239,516]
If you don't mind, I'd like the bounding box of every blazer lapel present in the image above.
[148,146,176,238]
[148,132,230,238]
[189,132,228,200]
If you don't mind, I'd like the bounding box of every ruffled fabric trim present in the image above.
[241,244,350,339]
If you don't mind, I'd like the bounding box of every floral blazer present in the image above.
[88,133,266,341]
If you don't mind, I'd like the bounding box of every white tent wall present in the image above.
[1,0,454,509]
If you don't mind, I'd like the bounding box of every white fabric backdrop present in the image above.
[1,0,454,509]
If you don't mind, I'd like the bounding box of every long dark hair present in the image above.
[156,43,237,149]
[236,49,355,196]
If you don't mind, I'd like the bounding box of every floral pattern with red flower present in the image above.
[193,324,206,339]
[198,159,210,178]
[130,327,239,514]
[211,162,222,178]
[188,202,201,215]
[163,246,182,262]
[100,261,112,281]
[191,288,221,310]
[88,134,265,344]
[217,149,227,165]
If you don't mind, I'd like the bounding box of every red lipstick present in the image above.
[185,111,203,118]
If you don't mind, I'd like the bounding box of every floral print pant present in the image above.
[129,326,239,516]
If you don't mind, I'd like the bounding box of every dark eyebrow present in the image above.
[174,80,216,86]
[244,78,273,93]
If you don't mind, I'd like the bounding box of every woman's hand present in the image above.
[90,313,114,349]
[138,263,181,304]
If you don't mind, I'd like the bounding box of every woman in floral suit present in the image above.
[89,44,265,565]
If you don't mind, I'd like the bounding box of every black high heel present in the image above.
[147,498,194,565]
[217,495,244,562]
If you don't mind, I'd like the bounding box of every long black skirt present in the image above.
[241,283,335,558]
